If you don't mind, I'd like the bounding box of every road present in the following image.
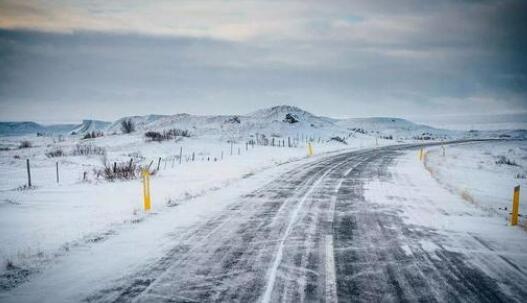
[77,142,527,303]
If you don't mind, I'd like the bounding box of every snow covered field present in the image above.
[361,149,527,300]
[1,132,526,301]
[1,105,526,301]
[0,131,385,282]
[424,140,527,226]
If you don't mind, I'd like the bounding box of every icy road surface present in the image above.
[3,142,527,302]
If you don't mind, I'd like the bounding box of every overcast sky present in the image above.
[0,0,526,123]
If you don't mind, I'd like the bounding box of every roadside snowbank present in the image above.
[364,149,527,287]
[423,141,527,226]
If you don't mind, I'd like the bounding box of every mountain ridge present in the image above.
[0,105,511,139]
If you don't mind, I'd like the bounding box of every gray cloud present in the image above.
[0,0,526,122]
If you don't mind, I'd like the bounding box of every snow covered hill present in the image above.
[70,120,111,135]
[105,105,452,140]
[105,105,343,140]
[336,117,458,139]
[2,105,523,140]
[0,122,77,136]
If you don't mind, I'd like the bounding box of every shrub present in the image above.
[120,119,135,134]
[413,133,433,140]
[94,161,138,182]
[19,141,32,149]
[145,131,164,142]
[82,131,104,140]
[46,148,65,158]
[72,144,106,156]
[329,136,347,144]
[93,159,156,182]
[144,128,191,142]
[283,113,299,123]
[167,128,190,137]
[351,128,368,135]
[495,155,518,166]
[225,116,241,124]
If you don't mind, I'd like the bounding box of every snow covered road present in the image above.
[2,142,527,302]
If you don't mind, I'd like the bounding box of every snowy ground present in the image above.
[357,148,527,302]
[1,142,525,302]
[0,132,387,283]
[424,140,527,226]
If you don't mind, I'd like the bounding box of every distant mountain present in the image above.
[106,105,454,140]
[0,121,77,136]
[0,120,110,136]
[409,112,527,131]
[335,117,456,138]
[5,105,519,140]
[70,120,111,135]
[106,105,342,139]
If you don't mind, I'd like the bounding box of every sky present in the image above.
[0,0,526,123]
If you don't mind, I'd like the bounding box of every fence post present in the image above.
[142,169,151,211]
[157,157,161,171]
[230,141,233,155]
[511,186,520,226]
[56,161,59,184]
[113,162,117,173]
[192,152,195,161]
[238,147,240,155]
[26,159,32,187]
[179,147,183,165]
[221,151,224,160]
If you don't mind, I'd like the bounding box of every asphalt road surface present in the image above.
[86,143,527,303]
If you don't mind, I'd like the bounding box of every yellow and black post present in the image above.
[511,185,520,226]
[142,169,151,211]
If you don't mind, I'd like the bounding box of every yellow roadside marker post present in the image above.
[308,142,314,157]
[511,185,520,226]
[142,169,151,211]
[419,148,424,161]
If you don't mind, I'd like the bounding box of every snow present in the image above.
[0,140,364,303]
[1,105,527,301]
[0,131,374,281]
[69,120,110,135]
[410,112,527,131]
[423,141,527,226]
[363,148,527,292]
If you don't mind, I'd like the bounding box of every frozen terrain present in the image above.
[0,131,371,283]
[0,105,526,302]
[0,142,526,302]
[424,141,527,226]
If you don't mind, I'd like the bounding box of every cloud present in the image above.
[0,0,526,121]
